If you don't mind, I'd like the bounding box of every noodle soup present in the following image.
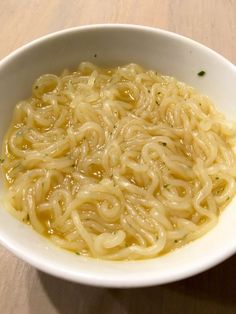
[2,62,236,260]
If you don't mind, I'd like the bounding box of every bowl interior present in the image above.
[0,25,236,287]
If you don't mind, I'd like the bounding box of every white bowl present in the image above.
[0,24,236,288]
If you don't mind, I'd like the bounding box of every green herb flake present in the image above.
[157,92,161,95]
[227,196,230,201]
[16,130,23,137]
[164,184,169,188]
[162,142,167,146]
[75,252,80,255]
[215,177,220,180]
[148,90,151,93]
[0,158,5,164]
[155,101,159,105]
[174,240,178,243]
[198,70,206,77]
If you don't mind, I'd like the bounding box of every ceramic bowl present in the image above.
[0,24,236,288]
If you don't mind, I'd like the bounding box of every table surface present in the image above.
[1,1,236,313]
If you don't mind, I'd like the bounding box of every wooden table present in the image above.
[1,1,236,313]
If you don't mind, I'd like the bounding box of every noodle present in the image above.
[1,62,236,260]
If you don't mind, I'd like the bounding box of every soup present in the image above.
[1,62,236,260]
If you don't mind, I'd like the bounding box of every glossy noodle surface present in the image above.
[2,62,236,260]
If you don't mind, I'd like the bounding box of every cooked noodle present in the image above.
[1,62,236,260]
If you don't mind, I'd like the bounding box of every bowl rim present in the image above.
[1,23,235,72]
[0,23,236,288]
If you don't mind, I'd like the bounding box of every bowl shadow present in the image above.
[33,254,236,314]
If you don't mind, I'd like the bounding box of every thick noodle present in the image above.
[1,62,236,260]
